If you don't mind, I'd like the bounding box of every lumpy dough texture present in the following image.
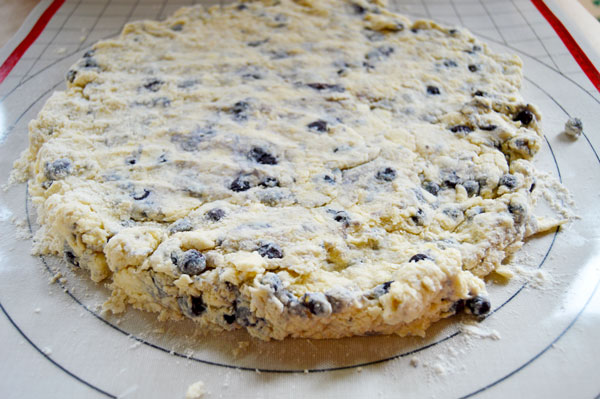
[19,0,547,340]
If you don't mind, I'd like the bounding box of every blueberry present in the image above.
[249,146,277,165]
[169,218,193,233]
[441,170,460,188]
[231,101,250,121]
[236,3,248,10]
[323,175,335,184]
[366,281,393,299]
[463,180,480,196]
[427,85,441,95]
[450,125,473,133]
[151,97,170,107]
[465,45,482,54]
[229,175,252,192]
[375,167,397,182]
[133,189,150,200]
[382,45,395,56]
[125,155,138,165]
[479,125,497,131]
[443,60,457,67]
[223,314,236,324]
[307,83,345,92]
[301,293,332,316]
[261,272,284,293]
[423,181,440,196]
[331,210,350,224]
[508,203,525,224]
[66,70,77,83]
[64,249,79,267]
[307,120,328,133]
[177,80,196,89]
[468,64,478,72]
[259,176,279,188]
[247,38,269,47]
[45,158,73,180]
[499,174,517,190]
[235,306,255,327]
[83,50,95,58]
[443,207,463,219]
[473,90,486,97]
[409,253,430,262]
[206,208,225,222]
[242,73,262,80]
[448,29,458,35]
[258,242,284,259]
[190,296,206,316]
[171,128,215,152]
[157,154,168,163]
[351,3,366,14]
[411,209,426,226]
[529,181,536,192]
[178,249,206,276]
[82,57,99,69]
[465,296,490,316]
[170,23,183,31]
[513,109,534,125]
[143,78,163,92]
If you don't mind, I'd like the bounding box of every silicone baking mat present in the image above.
[1,1,599,398]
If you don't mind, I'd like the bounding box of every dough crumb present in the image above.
[409,357,419,367]
[185,381,205,399]
[563,117,583,139]
[357,367,363,372]
[232,340,250,357]
[56,47,67,55]
[49,271,63,284]
[34,308,41,313]
[42,347,52,356]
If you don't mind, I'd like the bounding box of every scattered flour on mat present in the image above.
[10,216,32,240]
[185,381,206,399]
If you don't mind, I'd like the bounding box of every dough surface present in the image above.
[18,0,549,340]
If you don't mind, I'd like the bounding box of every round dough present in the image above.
[18,0,546,340]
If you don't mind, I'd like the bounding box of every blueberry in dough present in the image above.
[513,109,534,125]
[259,176,279,188]
[301,292,332,316]
[249,146,277,165]
[376,167,397,181]
[409,254,430,262]
[423,181,440,196]
[450,125,473,133]
[206,208,226,222]
[230,175,252,192]
[465,296,491,316]
[45,158,73,180]
[177,249,206,276]
[143,78,163,92]
[231,101,250,121]
[307,120,328,133]
[258,242,284,259]
[499,174,517,190]
[427,85,440,95]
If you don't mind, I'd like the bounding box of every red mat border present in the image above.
[0,0,65,84]
[531,0,600,93]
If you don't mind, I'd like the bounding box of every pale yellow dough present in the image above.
[17,0,551,340]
